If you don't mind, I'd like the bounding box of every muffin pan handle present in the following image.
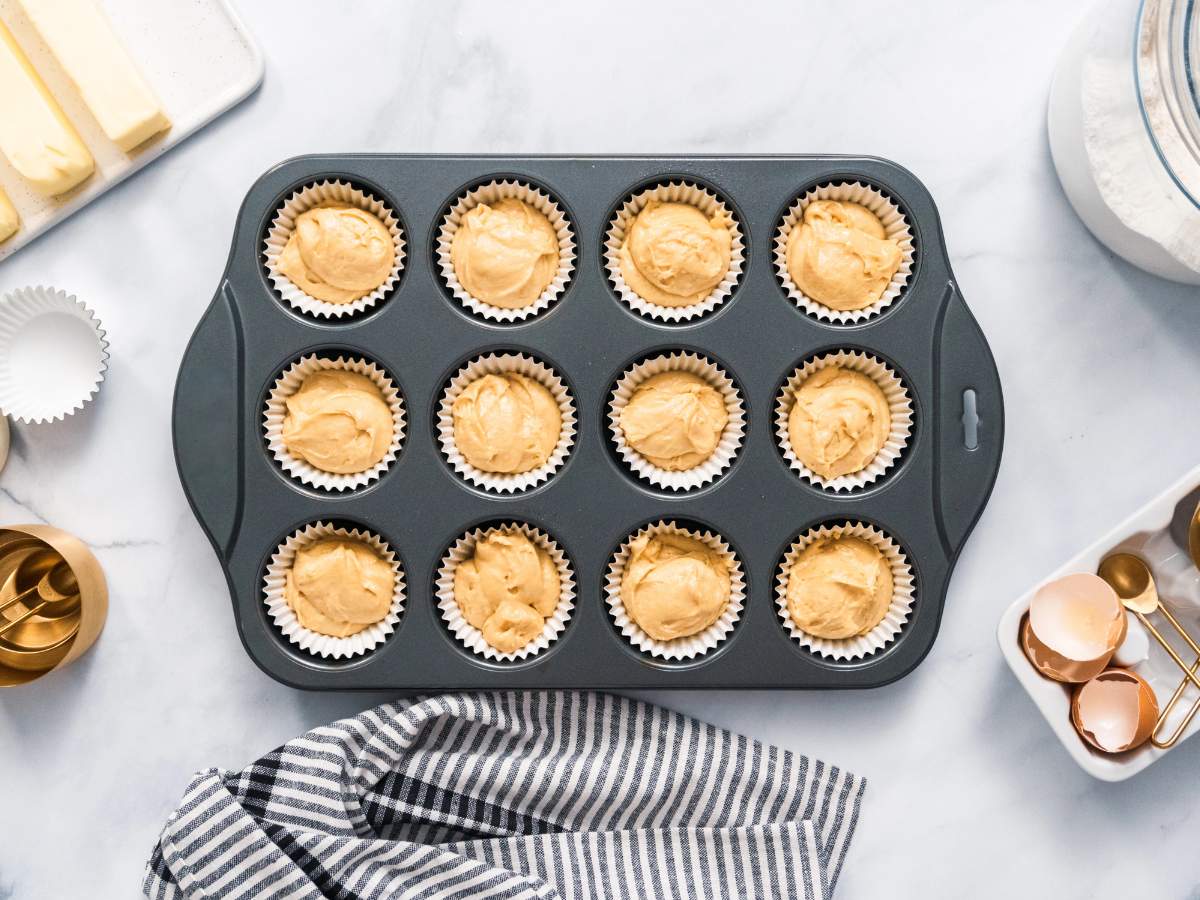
[934,282,1004,557]
[173,281,245,562]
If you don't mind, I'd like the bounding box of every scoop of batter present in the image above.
[454,530,561,654]
[452,372,561,474]
[786,200,901,311]
[450,198,559,308]
[618,200,731,307]
[786,536,893,639]
[278,203,394,304]
[619,371,727,470]
[621,531,729,642]
[788,366,890,480]
[282,369,393,475]
[285,538,394,637]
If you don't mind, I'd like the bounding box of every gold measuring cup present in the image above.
[0,525,106,688]
[0,547,78,671]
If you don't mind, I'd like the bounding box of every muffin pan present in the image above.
[173,154,1004,690]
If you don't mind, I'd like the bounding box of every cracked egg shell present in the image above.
[1071,668,1159,754]
[1021,573,1126,683]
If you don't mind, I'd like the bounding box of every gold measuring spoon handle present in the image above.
[1136,610,1200,691]
[1152,654,1200,749]
[1155,602,1200,657]
[0,597,57,638]
[0,582,40,616]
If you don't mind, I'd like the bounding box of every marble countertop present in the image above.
[3,1,1199,896]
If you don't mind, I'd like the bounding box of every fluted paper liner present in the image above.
[605,521,745,660]
[265,354,405,492]
[604,181,745,322]
[437,353,575,493]
[436,524,575,662]
[0,287,108,424]
[776,521,914,660]
[775,350,912,492]
[264,522,405,660]
[608,352,744,491]
[436,180,576,323]
[264,180,405,319]
[773,181,914,323]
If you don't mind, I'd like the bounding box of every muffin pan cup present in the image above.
[173,154,1003,690]
[264,353,406,492]
[436,178,576,323]
[774,349,913,493]
[264,180,406,319]
[437,352,577,494]
[608,351,745,492]
[436,522,576,664]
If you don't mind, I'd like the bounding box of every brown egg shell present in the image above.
[1071,668,1160,754]
[1020,613,1125,684]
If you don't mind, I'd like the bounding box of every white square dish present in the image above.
[997,463,1200,781]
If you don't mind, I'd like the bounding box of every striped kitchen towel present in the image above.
[144,692,865,900]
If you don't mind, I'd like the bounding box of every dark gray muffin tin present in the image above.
[173,154,1003,690]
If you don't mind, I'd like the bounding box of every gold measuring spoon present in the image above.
[3,547,59,594]
[1148,501,1200,748]
[0,561,80,639]
[1152,662,1200,748]
[1096,554,1200,693]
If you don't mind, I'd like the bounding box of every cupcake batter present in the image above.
[278,203,395,304]
[786,200,902,311]
[450,198,559,308]
[285,538,394,637]
[786,535,893,639]
[788,366,890,480]
[452,372,561,474]
[454,530,561,653]
[282,369,393,475]
[618,200,731,307]
[619,371,728,471]
[621,531,729,642]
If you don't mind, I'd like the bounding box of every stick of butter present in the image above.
[16,0,171,153]
[0,19,93,196]
[0,186,19,243]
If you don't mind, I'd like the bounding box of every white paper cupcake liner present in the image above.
[773,181,914,324]
[775,350,912,492]
[608,352,745,491]
[604,181,745,322]
[605,520,745,660]
[775,521,914,660]
[437,353,575,493]
[0,286,108,424]
[264,180,405,319]
[436,523,575,662]
[264,354,406,492]
[436,179,576,323]
[264,522,406,660]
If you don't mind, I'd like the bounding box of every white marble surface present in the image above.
[2,1,1199,897]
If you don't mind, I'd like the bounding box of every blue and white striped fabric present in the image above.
[144,692,865,899]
